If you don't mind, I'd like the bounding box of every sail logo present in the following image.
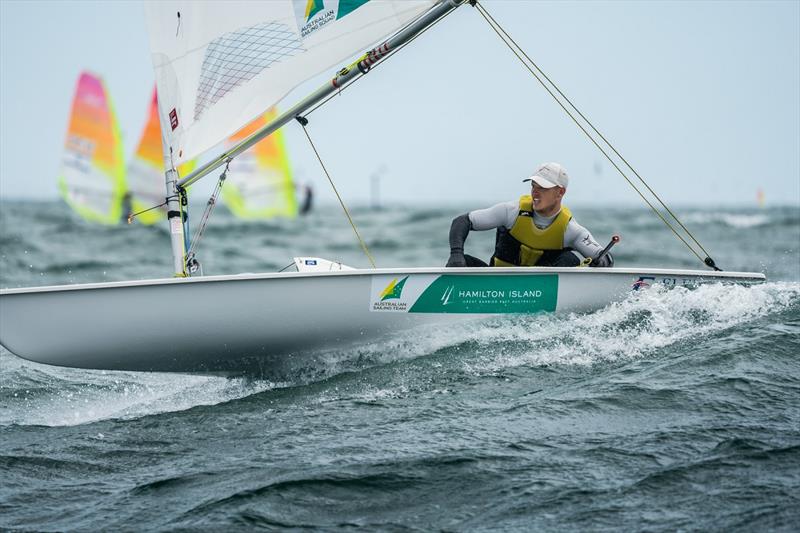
[79,92,104,110]
[294,0,335,37]
[169,108,179,131]
[380,276,408,301]
[294,0,370,38]
[304,0,325,21]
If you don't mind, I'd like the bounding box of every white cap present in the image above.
[523,162,569,189]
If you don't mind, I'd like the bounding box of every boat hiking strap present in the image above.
[297,116,377,268]
[472,1,721,272]
[185,161,230,270]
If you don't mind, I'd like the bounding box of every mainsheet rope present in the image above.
[473,1,720,270]
[294,4,459,269]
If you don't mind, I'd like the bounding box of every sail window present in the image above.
[194,22,305,120]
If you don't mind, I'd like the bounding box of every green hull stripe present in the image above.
[410,275,559,314]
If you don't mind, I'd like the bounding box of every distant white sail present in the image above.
[144,0,436,166]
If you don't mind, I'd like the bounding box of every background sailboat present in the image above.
[62,80,298,225]
[57,71,126,225]
[223,107,299,219]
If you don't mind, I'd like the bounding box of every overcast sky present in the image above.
[1,0,798,208]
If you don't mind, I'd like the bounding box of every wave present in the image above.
[0,354,279,427]
[592,207,798,232]
[456,281,799,373]
[228,280,800,406]
[677,212,770,228]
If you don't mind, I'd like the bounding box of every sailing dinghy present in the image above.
[58,72,127,225]
[0,0,765,373]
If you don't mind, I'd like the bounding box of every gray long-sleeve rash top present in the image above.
[468,202,606,260]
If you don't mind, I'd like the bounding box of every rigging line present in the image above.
[476,7,715,263]
[473,2,707,266]
[187,162,229,259]
[305,4,457,118]
[474,2,717,268]
[127,199,168,224]
[299,123,377,268]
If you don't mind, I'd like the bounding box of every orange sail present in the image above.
[223,107,298,219]
[58,72,126,224]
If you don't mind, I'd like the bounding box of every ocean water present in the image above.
[1,200,799,530]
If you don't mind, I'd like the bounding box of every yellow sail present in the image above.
[223,108,298,219]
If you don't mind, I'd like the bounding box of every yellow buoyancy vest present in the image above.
[492,196,572,266]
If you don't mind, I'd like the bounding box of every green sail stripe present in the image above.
[337,0,370,20]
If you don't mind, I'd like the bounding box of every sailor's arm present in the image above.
[447,214,472,267]
[447,202,515,267]
[565,220,614,267]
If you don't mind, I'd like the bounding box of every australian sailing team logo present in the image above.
[294,0,370,38]
[380,276,408,301]
[372,276,410,311]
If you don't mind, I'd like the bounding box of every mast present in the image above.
[163,155,186,276]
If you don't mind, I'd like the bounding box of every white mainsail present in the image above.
[144,0,436,167]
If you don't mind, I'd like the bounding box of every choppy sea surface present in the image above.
[1,200,799,531]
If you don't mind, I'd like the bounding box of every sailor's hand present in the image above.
[590,253,613,268]
[446,248,467,267]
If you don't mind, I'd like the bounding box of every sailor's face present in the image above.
[531,183,564,212]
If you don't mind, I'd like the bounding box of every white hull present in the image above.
[0,266,764,373]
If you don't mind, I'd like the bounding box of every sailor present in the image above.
[299,183,313,215]
[121,191,133,224]
[446,162,613,268]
